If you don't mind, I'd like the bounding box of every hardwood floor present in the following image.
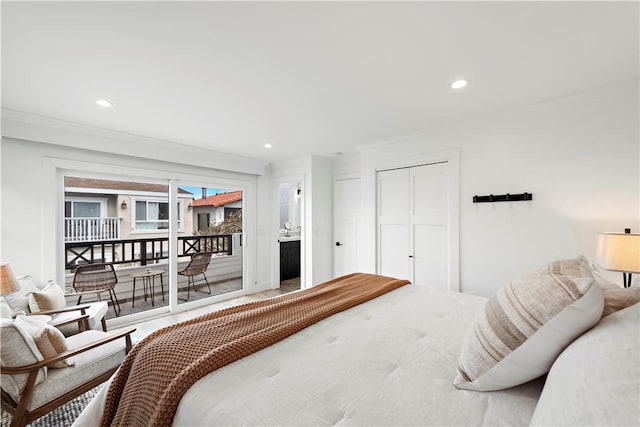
[280,276,301,293]
[112,285,296,344]
[106,277,243,319]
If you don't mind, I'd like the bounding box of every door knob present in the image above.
[335,242,343,246]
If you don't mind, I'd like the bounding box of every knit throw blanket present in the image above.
[101,273,411,427]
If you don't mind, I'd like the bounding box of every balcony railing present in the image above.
[65,234,234,270]
[65,217,123,242]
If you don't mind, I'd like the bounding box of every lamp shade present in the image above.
[0,263,20,296]
[596,232,640,273]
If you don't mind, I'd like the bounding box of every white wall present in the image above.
[309,156,334,284]
[255,174,272,290]
[339,81,639,297]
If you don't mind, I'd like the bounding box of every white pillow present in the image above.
[4,275,40,313]
[454,256,604,391]
[531,302,640,426]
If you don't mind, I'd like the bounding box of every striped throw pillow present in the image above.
[454,256,604,391]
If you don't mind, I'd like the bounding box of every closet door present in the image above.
[410,163,447,288]
[377,162,449,288]
[377,168,410,280]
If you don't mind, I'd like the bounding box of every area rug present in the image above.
[0,385,101,427]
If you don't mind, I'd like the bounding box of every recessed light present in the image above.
[264,143,273,148]
[450,80,468,89]
[95,99,113,107]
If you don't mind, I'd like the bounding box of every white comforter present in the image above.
[74,284,543,426]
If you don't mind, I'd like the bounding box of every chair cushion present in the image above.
[454,256,604,391]
[28,282,66,312]
[530,302,640,426]
[15,315,74,368]
[4,275,42,313]
[0,319,47,402]
[54,301,109,336]
[26,330,127,411]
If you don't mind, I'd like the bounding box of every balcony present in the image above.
[65,217,123,242]
[63,233,241,318]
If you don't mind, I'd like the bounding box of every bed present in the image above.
[74,261,640,427]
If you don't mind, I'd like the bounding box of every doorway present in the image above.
[277,181,302,291]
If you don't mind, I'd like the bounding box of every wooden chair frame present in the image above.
[28,304,100,334]
[0,317,135,427]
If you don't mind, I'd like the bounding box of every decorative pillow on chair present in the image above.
[15,315,74,368]
[4,275,41,313]
[28,282,66,313]
[454,256,604,391]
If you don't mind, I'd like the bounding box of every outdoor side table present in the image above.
[131,269,165,307]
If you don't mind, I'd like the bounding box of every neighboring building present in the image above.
[64,177,195,269]
[192,191,242,232]
[64,177,195,242]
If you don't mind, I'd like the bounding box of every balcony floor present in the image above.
[103,276,301,319]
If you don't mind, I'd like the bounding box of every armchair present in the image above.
[0,315,135,427]
[3,275,108,335]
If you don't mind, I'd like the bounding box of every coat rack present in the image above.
[473,192,532,203]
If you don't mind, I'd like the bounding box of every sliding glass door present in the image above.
[62,175,245,321]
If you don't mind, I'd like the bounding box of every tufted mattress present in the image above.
[74,284,544,426]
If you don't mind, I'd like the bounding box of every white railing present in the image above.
[65,217,123,242]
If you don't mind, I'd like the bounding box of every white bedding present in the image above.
[74,284,544,426]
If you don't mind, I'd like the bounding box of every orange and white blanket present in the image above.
[101,273,410,427]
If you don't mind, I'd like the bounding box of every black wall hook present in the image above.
[473,192,532,203]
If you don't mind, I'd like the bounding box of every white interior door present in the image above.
[333,177,361,277]
[377,168,410,280]
[410,163,448,289]
[377,163,449,288]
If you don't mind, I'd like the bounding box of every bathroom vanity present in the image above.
[279,238,301,281]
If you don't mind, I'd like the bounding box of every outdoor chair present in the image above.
[2,275,108,336]
[72,263,121,317]
[178,251,213,301]
[0,314,135,427]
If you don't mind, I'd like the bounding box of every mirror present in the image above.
[279,182,301,235]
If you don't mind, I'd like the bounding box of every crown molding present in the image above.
[1,109,267,176]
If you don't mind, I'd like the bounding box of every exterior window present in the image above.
[134,200,182,231]
[224,207,240,219]
[65,200,102,218]
[197,213,210,231]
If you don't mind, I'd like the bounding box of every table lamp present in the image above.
[596,229,640,288]
[0,262,20,297]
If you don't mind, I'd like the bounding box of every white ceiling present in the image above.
[2,1,638,163]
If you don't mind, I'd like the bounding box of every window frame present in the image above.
[49,156,256,330]
[130,197,184,233]
[64,196,107,218]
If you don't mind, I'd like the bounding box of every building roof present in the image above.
[64,177,193,195]
[193,191,242,208]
